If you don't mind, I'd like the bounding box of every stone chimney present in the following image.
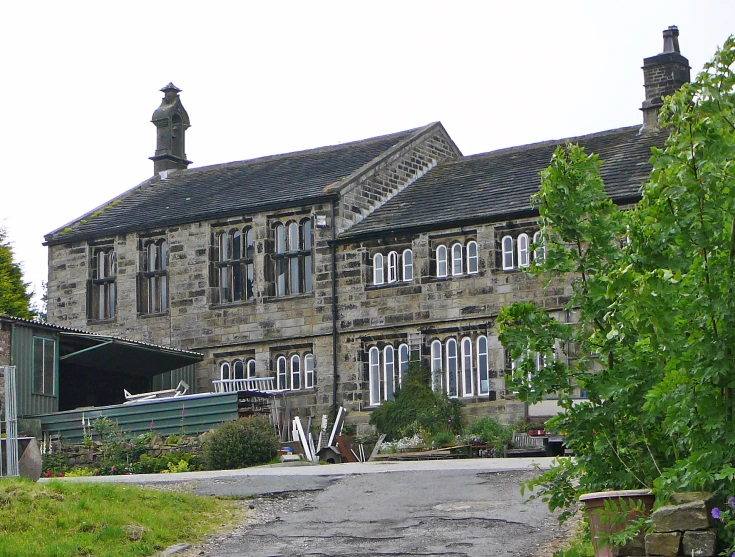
[641,26,691,131]
[149,83,192,175]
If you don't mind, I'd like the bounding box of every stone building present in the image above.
[44,27,690,425]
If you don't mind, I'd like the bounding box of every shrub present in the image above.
[369,362,463,441]
[203,416,279,470]
[466,416,513,456]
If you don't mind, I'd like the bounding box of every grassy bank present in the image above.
[0,478,241,557]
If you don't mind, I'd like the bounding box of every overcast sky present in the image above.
[2,1,733,307]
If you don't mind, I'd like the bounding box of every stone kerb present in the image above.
[646,492,717,557]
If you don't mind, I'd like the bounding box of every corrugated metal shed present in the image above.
[32,392,238,444]
[10,323,59,416]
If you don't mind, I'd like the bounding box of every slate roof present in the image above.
[339,125,666,240]
[46,126,426,245]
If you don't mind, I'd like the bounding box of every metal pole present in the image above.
[4,366,19,477]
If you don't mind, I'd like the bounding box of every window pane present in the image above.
[288,223,299,252]
[502,236,514,270]
[220,266,231,302]
[148,276,158,313]
[477,336,489,395]
[452,244,463,275]
[403,250,413,281]
[446,339,458,397]
[398,343,409,385]
[462,338,473,396]
[431,341,442,391]
[277,259,287,296]
[302,219,312,251]
[437,246,447,277]
[305,355,314,388]
[247,359,256,379]
[369,347,380,406]
[44,339,54,395]
[232,230,241,260]
[290,256,300,294]
[277,357,287,389]
[233,262,242,301]
[245,229,254,259]
[468,241,478,274]
[219,233,230,262]
[276,225,285,254]
[518,234,529,267]
[387,252,397,283]
[33,338,44,393]
[160,275,168,312]
[384,346,395,401]
[221,362,231,380]
[374,254,384,285]
[160,241,168,270]
[246,263,254,299]
[108,283,116,318]
[291,355,301,390]
[304,255,313,292]
[234,360,244,380]
[147,243,156,272]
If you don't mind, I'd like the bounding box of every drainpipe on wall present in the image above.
[330,199,339,419]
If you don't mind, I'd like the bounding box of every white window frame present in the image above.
[467,241,478,274]
[436,245,448,278]
[431,340,443,392]
[373,253,384,285]
[452,243,463,276]
[461,337,474,397]
[291,354,301,390]
[398,343,409,387]
[220,362,231,381]
[402,249,413,282]
[476,336,490,395]
[369,347,381,406]
[518,233,530,268]
[233,359,244,380]
[277,356,287,390]
[246,359,256,379]
[304,354,314,389]
[387,251,398,284]
[384,345,395,401]
[502,235,514,270]
[446,338,458,397]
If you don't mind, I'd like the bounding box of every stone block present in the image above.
[611,533,645,556]
[682,529,717,557]
[645,532,681,556]
[652,501,711,532]
[670,492,713,506]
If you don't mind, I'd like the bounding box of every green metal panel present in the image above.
[11,324,59,417]
[32,392,238,444]
[151,364,197,394]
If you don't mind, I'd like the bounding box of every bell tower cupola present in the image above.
[149,83,192,174]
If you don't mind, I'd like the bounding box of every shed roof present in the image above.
[45,125,432,245]
[339,125,666,239]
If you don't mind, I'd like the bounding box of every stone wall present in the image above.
[646,492,717,557]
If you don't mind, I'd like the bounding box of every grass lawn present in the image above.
[0,477,241,557]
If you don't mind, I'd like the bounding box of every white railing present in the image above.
[213,377,277,393]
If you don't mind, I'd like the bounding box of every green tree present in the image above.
[0,227,36,319]
[497,35,735,518]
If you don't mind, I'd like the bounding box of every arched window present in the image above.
[288,222,300,293]
[384,345,395,401]
[477,336,490,395]
[461,337,474,397]
[387,252,398,284]
[275,224,287,296]
[533,231,545,262]
[301,218,313,293]
[446,338,458,397]
[220,361,231,381]
[452,243,463,276]
[304,354,314,389]
[233,359,244,380]
[398,343,409,386]
[431,340,443,392]
[216,227,254,303]
[246,359,256,379]
[291,354,301,390]
[502,235,514,270]
[277,356,287,390]
[373,253,384,285]
[518,233,530,268]
[467,241,478,274]
[369,347,380,406]
[436,245,448,278]
[402,249,413,282]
